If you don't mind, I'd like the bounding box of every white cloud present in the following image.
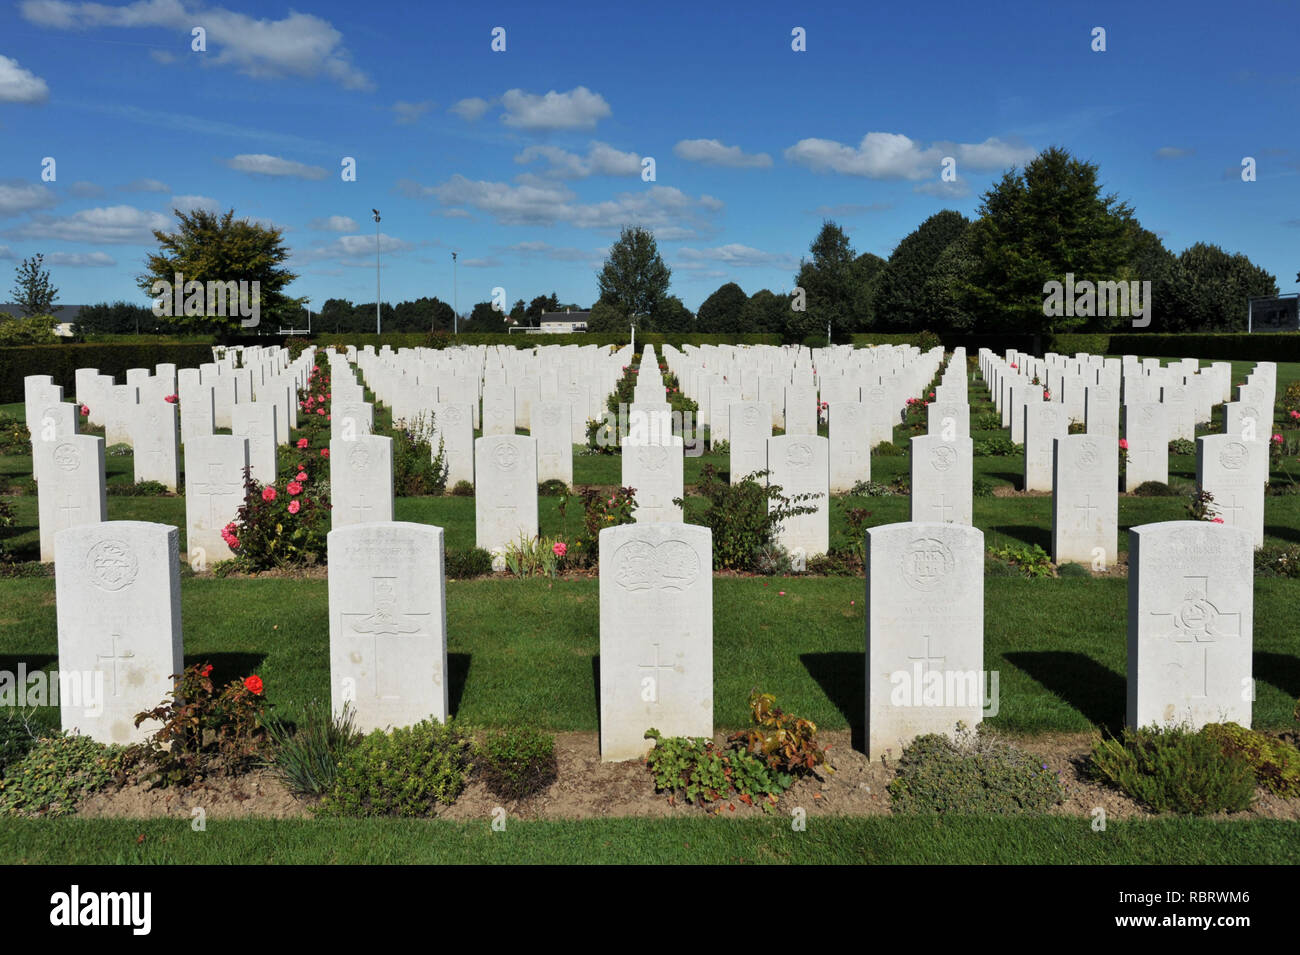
[459,256,501,269]
[503,241,599,263]
[0,246,15,259]
[428,175,720,236]
[673,139,772,169]
[224,154,327,180]
[449,96,491,121]
[677,244,796,269]
[1155,146,1194,160]
[913,179,972,198]
[121,178,170,193]
[500,86,610,130]
[169,194,221,214]
[391,100,435,125]
[514,141,641,179]
[807,202,893,216]
[68,181,106,198]
[431,208,471,219]
[20,0,372,90]
[785,132,1034,179]
[149,48,175,64]
[12,204,171,243]
[308,215,359,231]
[0,181,57,218]
[0,54,49,104]
[46,251,115,267]
[292,233,413,264]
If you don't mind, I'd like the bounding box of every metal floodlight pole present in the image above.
[452,251,458,334]
[372,209,382,335]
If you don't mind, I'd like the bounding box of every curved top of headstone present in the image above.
[599,522,711,595]
[327,520,443,545]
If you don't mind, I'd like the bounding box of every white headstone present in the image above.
[623,438,685,523]
[36,434,107,562]
[1051,434,1119,567]
[829,401,870,493]
[330,435,394,529]
[328,521,448,733]
[1196,435,1267,548]
[599,522,712,762]
[910,435,973,525]
[475,435,539,553]
[767,434,829,560]
[184,435,249,564]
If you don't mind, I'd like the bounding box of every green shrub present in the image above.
[446,547,493,578]
[971,412,1003,431]
[1088,725,1256,814]
[1132,481,1176,497]
[644,730,786,810]
[849,479,898,497]
[0,734,125,816]
[390,412,449,496]
[871,441,903,457]
[105,442,132,457]
[888,727,1063,815]
[0,315,58,346]
[478,727,558,800]
[107,479,169,497]
[537,479,569,497]
[1201,722,1300,797]
[988,541,1054,578]
[317,720,473,817]
[224,470,329,571]
[0,414,31,453]
[556,485,637,567]
[0,713,37,776]
[0,342,214,403]
[1254,544,1300,579]
[1169,438,1197,455]
[451,480,474,496]
[972,478,995,498]
[984,555,1020,578]
[973,436,1021,457]
[685,465,820,571]
[265,701,361,797]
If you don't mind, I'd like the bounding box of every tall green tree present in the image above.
[10,253,59,316]
[138,208,302,332]
[850,252,887,330]
[525,292,559,326]
[872,210,969,331]
[695,282,749,333]
[918,228,979,332]
[586,299,627,333]
[962,146,1134,333]
[650,294,694,333]
[1168,242,1277,331]
[596,226,671,325]
[792,221,857,342]
[745,288,790,334]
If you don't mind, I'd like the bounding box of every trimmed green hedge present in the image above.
[0,343,215,402]
[319,331,781,350]
[1050,332,1300,362]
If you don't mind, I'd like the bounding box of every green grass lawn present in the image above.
[3,815,1295,865]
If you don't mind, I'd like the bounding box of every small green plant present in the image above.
[644,729,785,810]
[0,414,32,453]
[1254,544,1300,579]
[390,412,450,496]
[0,711,38,776]
[1056,561,1092,578]
[478,727,558,800]
[871,441,903,457]
[502,533,565,578]
[684,465,820,572]
[585,416,619,454]
[1132,481,1176,497]
[446,546,494,578]
[556,486,637,567]
[106,442,132,457]
[538,479,569,497]
[972,478,995,498]
[0,733,125,816]
[132,663,271,787]
[451,480,475,496]
[727,690,831,778]
[849,479,898,497]
[1088,725,1256,814]
[1201,722,1300,796]
[988,541,1054,578]
[1169,438,1197,456]
[107,479,169,497]
[971,412,1003,431]
[317,719,474,817]
[264,701,361,797]
[888,725,1063,815]
[973,436,1021,457]
[1186,489,1218,522]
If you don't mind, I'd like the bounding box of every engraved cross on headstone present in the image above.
[195,462,241,526]
[342,577,430,699]
[1151,576,1241,699]
[1075,494,1099,527]
[931,494,955,523]
[96,629,134,698]
[908,634,946,683]
[638,642,676,704]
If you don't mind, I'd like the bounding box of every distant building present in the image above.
[536,309,590,333]
[0,305,85,336]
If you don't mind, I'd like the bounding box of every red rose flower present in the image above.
[244,675,264,695]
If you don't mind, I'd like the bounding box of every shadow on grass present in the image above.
[1002,651,1125,734]
[985,524,1052,552]
[1255,651,1300,701]
[183,652,268,687]
[800,651,864,752]
[448,652,470,717]
[986,471,1023,489]
[0,653,56,674]
[1264,524,1300,545]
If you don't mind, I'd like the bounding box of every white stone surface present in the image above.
[330,435,394,529]
[1051,434,1119,566]
[623,438,685,523]
[729,401,771,482]
[55,520,183,745]
[1196,434,1267,548]
[766,434,829,559]
[599,522,712,762]
[865,522,985,760]
[475,434,539,552]
[910,435,973,525]
[231,401,278,485]
[532,399,573,485]
[328,521,448,733]
[1127,521,1253,730]
[829,401,870,493]
[184,435,249,564]
[130,400,180,490]
[1123,402,1169,491]
[36,434,107,562]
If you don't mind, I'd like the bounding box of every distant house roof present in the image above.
[540,310,591,324]
[0,304,86,322]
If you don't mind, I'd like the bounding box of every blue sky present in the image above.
[0,0,1297,316]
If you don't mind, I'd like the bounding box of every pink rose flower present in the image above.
[79,405,89,416]
[287,481,303,496]
[1118,438,1129,450]
[321,448,330,458]
[1212,517,1224,524]
[296,471,307,482]
[287,500,301,515]
[262,486,277,502]
[553,542,567,557]
[296,438,308,449]
[1272,434,1283,444]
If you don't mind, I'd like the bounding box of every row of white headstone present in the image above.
[50,515,1254,762]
